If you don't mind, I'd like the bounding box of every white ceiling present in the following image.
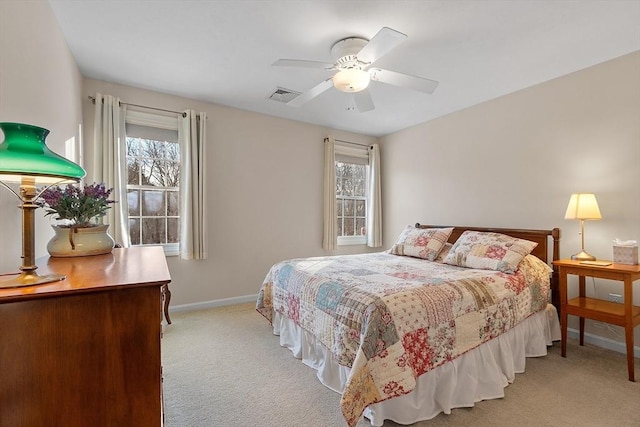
[48,0,640,137]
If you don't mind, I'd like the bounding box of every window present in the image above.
[125,112,180,255]
[336,161,368,245]
[335,143,369,246]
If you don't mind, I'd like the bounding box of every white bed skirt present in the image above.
[272,303,561,426]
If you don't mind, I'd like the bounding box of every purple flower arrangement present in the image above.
[38,182,116,228]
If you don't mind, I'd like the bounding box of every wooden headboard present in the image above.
[415,223,561,307]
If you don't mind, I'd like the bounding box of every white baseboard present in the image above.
[567,327,640,358]
[170,294,258,313]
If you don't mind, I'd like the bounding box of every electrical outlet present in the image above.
[608,293,622,303]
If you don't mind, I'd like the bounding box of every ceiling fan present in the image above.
[273,27,439,112]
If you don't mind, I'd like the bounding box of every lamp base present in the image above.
[0,271,65,289]
[571,250,597,261]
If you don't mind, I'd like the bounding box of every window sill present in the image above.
[337,236,367,246]
[163,243,179,257]
[130,243,179,257]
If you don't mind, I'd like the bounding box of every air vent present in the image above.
[268,87,301,103]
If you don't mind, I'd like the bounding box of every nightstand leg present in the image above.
[625,325,635,382]
[560,269,568,357]
[578,276,585,346]
[624,278,634,382]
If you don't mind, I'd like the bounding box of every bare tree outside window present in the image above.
[126,137,180,246]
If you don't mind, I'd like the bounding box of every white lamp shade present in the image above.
[564,193,602,220]
[332,68,370,93]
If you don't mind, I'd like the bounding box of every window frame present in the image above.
[335,151,369,247]
[124,111,181,256]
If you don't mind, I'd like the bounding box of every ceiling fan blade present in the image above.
[356,27,407,65]
[369,68,439,94]
[287,78,334,107]
[353,90,375,112]
[273,59,335,70]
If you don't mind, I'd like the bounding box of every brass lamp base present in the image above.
[0,271,65,289]
[571,250,596,261]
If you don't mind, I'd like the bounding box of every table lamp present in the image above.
[0,122,86,288]
[564,193,602,261]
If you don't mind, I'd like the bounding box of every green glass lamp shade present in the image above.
[0,122,86,183]
[0,122,86,288]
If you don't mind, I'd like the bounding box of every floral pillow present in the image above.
[434,243,453,263]
[442,231,538,274]
[389,226,454,261]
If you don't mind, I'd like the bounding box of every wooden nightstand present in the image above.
[553,259,640,381]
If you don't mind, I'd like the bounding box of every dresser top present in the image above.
[0,246,171,303]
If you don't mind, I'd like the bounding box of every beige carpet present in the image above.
[162,303,640,427]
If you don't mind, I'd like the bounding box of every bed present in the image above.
[256,224,562,426]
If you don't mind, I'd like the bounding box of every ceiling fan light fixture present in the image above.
[332,68,370,93]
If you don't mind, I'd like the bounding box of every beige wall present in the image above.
[380,51,640,349]
[82,79,379,307]
[0,0,84,273]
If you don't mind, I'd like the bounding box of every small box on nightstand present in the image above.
[613,245,638,265]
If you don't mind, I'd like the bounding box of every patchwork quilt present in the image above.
[256,252,551,427]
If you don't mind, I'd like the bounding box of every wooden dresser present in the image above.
[0,246,171,427]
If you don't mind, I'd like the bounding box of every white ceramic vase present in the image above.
[47,224,115,257]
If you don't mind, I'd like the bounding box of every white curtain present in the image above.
[92,93,130,247]
[322,136,337,250]
[367,144,382,248]
[178,110,207,260]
